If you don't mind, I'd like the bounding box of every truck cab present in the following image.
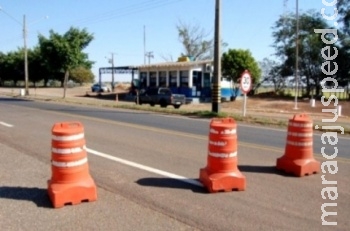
[135,87,186,109]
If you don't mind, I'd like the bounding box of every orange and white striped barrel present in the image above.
[276,114,320,176]
[207,118,238,173]
[48,121,97,208]
[199,118,246,193]
[284,115,313,160]
[50,122,89,183]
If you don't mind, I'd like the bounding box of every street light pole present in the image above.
[23,14,29,96]
[111,53,115,92]
[0,8,47,96]
[294,0,299,109]
[212,0,221,113]
[143,25,146,65]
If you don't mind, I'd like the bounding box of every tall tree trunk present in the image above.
[63,70,69,99]
[315,83,321,97]
[44,78,48,87]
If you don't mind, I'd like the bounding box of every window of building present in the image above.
[180,70,189,87]
[169,71,177,87]
[150,72,157,87]
[159,71,167,87]
[203,72,211,88]
[192,71,202,90]
[140,72,147,88]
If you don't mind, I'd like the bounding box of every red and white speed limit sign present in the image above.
[240,70,252,94]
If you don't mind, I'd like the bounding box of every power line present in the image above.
[0,6,22,25]
[69,0,180,26]
[0,0,183,47]
[39,0,183,33]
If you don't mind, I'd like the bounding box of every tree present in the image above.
[69,66,94,85]
[28,47,49,87]
[0,48,46,87]
[221,48,261,83]
[38,27,94,98]
[176,20,213,60]
[337,0,350,36]
[176,20,227,61]
[271,11,347,96]
[259,58,285,93]
[337,0,350,90]
[0,50,24,86]
[0,52,5,86]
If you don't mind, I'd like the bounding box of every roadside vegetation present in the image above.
[1,2,349,100]
[0,1,349,134]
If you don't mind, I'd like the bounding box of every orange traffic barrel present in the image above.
[276,114,320,177]
[48,121,97,208]
[199,118,246,193]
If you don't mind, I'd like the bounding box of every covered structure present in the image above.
[136,59,233,100]
[98,66,138,90]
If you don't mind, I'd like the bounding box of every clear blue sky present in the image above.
[0,0,330,82]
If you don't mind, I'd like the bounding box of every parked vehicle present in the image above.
[91,83,111,92]
[135,87,186,109]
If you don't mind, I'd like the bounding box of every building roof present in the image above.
[137,60,213,69]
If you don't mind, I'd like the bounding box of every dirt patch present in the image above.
[182,97,349,117]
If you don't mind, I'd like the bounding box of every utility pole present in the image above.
[145,51,154,65]
[23,14,29,96]
[143,25,146,65]
[212,0,221,113]
[0,8,47,96]
[294,0,299,109]
[109,53,116,92]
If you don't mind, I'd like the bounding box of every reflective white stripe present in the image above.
[51,157,88,167]
[210,128,219,134]
[221,129,236,135]
[208,151,237,158]
[52,145,86,154]
[52,133,84,141]
[288,132,313,137]
[86,147,203,187]
[289,122,312,128]
[0,121,14,127]
[287,141,313,147]
[209,140,227,146]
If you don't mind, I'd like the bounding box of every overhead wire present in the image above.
[0,0,183,48]
[62,0,182,27]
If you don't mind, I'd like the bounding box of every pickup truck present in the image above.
[135,87,186,109]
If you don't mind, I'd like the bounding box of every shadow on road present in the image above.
[136,178,207,194]
[239,165,297,177]
[0,186,52,208]
[0,97,33,102]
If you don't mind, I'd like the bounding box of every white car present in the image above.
[91,83,111,92]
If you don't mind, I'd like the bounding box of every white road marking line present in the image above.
[86,148,203,188]
[0,121,13,127]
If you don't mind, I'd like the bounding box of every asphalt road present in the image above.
[0,96,349,231]
[1,97,349,159]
